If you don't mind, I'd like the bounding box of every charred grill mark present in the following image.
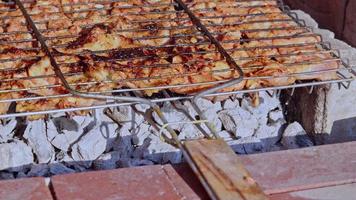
[1,47,37,55]
[142,23,159,34]
[240,32,250,45]
[110,48,147,60]
[66,24,111,49]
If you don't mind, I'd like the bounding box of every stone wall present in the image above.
[281,10,356,144]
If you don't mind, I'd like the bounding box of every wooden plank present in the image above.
[184,139,268,200]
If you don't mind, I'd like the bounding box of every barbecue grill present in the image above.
[0,0,354,120]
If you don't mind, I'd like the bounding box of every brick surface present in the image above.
[163,164,209,200]
[0,177,52,200]
[240,142,356,194]
[270,183,356,200]
[51,165,183,200]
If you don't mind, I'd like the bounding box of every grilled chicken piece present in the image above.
[0,48,42,70]
[61,24,135,54]
[0,17,33,50]
[0,92,16,115]
[244,58,295,89]
[16,98,61,120]
[169,56,245,94]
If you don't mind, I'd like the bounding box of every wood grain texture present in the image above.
[184,139,268,200]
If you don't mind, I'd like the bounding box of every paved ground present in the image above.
[1,141,355,200]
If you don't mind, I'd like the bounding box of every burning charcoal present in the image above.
[27,164,49,177]
[49,163,75,175]
[281,122,314,149]
[0,118,16,143]
[24,120,55,163]
[93,151,120,170]
[219,109,259,139]
[0,140,34,171]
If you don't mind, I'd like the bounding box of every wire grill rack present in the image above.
[0,0,355,119]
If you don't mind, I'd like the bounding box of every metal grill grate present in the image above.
[0,0,354,118]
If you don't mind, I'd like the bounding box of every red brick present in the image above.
[163,164,209,200]
[270,183,356,200]
[0,177,52,200]
[240,142,356,194]
[51,165,183,200]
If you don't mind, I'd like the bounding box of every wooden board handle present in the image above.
[183,139,269,200]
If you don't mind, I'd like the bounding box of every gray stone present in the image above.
[0,172,15,180]
[293,10,318,28]
[24,120,55,163]
[114,125,134,158]
[16,172,27,179]
[0,140,33,171]
[49,163,75,175]
[255,122,285,150]
[313,28,335,40]
[282,122,313,149]
[118,158,154,168]
[228,137,264,154]
[27,164,49,177]
[144,134,181,164]
[93,151,120,170]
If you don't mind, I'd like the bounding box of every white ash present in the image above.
[24,120,55,164]
[0,140,33,171]
[0,118,16,143]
